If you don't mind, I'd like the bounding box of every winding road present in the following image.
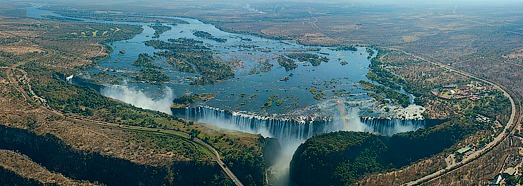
[397,50,521,185]
[194,138,244,186]
[5,63,245,186]
[7,45,517,186]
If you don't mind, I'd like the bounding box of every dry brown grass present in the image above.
[356,154,447,185]
[0,40,44,54]
[0,150,95,186]
[297,32,339,46]
[503,48,523,59]
[0,30,40,38]
[0,70,189,166]
[425,138,519,185]
[402,36,419,42]
[0,17,210,182]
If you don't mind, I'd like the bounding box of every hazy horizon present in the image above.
[8,0,523,7]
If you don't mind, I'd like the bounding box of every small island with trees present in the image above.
[149,23,172,38]
[192,30,227,43]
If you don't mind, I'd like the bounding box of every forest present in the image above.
[134,68,169,85]
[291,116,483,185]
[192,30,227,43]
[359,81,410,107]
[0,7,274,184]
[149,24,172,38]
[277,55,298,71]
[132,53,159,68]
[286,53,329,66]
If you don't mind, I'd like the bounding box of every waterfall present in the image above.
[176,106,428,185]
[183,107,319,141]
[180,106,425,139]
[360,117,425,136]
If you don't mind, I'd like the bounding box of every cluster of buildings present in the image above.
[476,114,491,123]
[431,82,487,101]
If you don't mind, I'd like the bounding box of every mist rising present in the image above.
[101,85,174,115]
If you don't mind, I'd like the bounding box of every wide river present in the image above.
[28,5,381,116]
[26,5,433,185]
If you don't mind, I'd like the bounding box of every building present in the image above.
[456,146,472,155]
[443,84,458,88]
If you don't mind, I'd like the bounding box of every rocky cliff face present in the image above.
[290,132,387,186]
[0,167,44,186]
[0,125,221,185]
[262,137,282,168]
[290,120,479,185]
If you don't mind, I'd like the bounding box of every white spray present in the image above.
[101,84,174,115]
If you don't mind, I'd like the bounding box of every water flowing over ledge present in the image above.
[174,106,429,139]
[172,106,436,185]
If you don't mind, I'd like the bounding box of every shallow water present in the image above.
[28,6,376,116]
[27,6,430,186]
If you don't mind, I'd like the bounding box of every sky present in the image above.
[17,0,523,5]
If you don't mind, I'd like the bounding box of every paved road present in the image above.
[6,64,245,186]
[194,138,244,186]
[67,115,244,186]
[397,50,520,185]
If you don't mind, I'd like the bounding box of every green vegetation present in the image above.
[53,9,189,24]
[193,30,227,43]
[167,38,204,45]
[291,132,385,186]
[291,117,483,186]
[172,93,215,108]
[249,59,273,75]
[366,54,405,90]
[359,81,410,107]
[329,46,357,51]
[503,173,522,185]
[367,49,512,124]
[290,48,513,185]
[148,39,234,85]
[168,19,190,25]
[286,53,329,66]
[26,22,142,42]
[0,9,273,185]
[149,24,171,38]
[133,130,214,159]
[262,95,278,109]
[145,38,235,85]
[159,53,196,73]
[276,99,285,106]
[132,53,159,68]
[367,92,389,105]
[0,125,220,185]
[28,62,267,185]
[366,48,375,58]
[173,51,234,85]
[308,86,326,100]
[238,94,258,107]
[89,72,123,84]
[134,68,169,85]
[41,15,83,22]
[145,40,210,51]
[277,55,297,71]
